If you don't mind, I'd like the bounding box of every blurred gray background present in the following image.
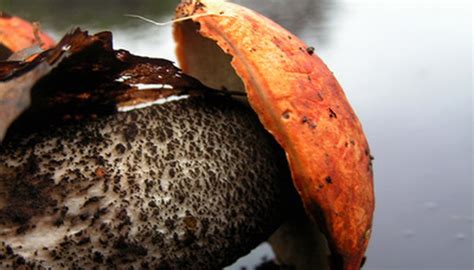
[1,0,472,269]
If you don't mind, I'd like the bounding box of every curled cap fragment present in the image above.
[174,1,375,268]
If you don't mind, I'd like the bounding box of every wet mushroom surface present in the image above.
[0,0,377,267]
[0,27,299,269]
[0,95,293,269]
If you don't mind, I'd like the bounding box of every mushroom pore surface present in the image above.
[0,96,291,269]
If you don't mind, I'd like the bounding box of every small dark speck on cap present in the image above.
[325,176,333,184]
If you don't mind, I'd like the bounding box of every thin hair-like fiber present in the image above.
[124,13,235,27]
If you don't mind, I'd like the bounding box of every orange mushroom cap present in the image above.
[0,12,55,54]
[174,1,375,269]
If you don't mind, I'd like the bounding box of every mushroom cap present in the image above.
[0,12,55,55]
[0,96,291,269]
[174,0,375,268]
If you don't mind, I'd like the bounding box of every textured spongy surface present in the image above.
[0,96,289,269]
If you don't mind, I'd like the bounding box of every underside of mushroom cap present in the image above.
[174,1,375,268]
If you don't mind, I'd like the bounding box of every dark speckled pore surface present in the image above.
[0,96,292,269]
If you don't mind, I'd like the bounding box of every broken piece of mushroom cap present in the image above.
[0,96,292,269]
[0,12,55,55]
[174,0,375,269]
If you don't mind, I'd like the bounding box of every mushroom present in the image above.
[0,96,293,269]
[0,0,375,269]
[0,12,54,60]
[174,1,374,268]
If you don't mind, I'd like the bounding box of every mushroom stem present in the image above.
[269,207,330,269]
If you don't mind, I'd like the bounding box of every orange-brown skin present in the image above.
[0,12,55,53]
[174,1,375,269]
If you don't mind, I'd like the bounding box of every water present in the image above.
[1,0,472,269]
